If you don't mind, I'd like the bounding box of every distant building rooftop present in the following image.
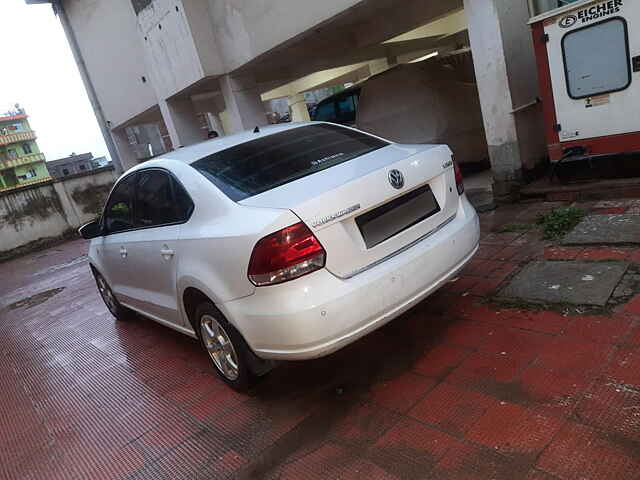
[46,152,111,179]
[47,152,94,168]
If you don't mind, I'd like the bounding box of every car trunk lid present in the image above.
[240,143,458,278]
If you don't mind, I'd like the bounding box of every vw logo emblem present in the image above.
[559,14,577,28]
[388,169,405,190]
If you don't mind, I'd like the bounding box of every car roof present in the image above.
[149,121,320,166]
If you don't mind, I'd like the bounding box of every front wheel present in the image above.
[195,302,263,392]
[93,271,134,321]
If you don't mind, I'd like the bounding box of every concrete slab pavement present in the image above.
[563,214,640,245]
[498,261,629,306]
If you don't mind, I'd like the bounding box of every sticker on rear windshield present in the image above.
[312,153,344,167]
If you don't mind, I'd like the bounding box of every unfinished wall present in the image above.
[64,0,157,128]
[0,167,117,259]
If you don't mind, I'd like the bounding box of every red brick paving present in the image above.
[564,314,634,345]
[368,372,437,413]
[466,401,564,460]
[592,207,628,215]
[544,246,583,261]
[622,295,640,315]
[576,247,631,261]
[506,310,569,335]
[2,200,640,479]
[408,382,495,437]
[536,422,640,480]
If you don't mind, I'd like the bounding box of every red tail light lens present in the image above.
[248,222,326,286]
[453,159,464,195]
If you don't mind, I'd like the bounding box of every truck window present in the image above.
[562,17,631,99]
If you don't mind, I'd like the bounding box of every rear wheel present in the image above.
[195,302,263,392]
[94,271,134,321]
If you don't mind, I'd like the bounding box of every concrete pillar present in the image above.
[288,94,310,122]
[52,181,82,229]
[206,113,225,137]
[159,98,204,149]
[464,0,546,201]
[219,73,268,134]
[111,129,140,172]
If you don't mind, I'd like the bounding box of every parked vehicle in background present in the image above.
[80,122,480,391]
[311,87,361,126]
[311,61,489,166]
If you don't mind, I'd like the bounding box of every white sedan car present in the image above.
[80,122,480,390]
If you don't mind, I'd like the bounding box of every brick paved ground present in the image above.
[1,199,640,479]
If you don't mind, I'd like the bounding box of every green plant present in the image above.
[536,207,586,239]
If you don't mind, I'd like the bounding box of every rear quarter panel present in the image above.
[173,164,302,327]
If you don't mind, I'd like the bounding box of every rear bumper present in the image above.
[221,195,480,360]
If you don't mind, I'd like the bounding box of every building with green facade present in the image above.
[0,106,51,190]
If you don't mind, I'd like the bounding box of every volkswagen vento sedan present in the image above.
[80,122,480,391]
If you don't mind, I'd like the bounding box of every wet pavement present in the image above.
[563,211,640,245]
[1,199,640,479]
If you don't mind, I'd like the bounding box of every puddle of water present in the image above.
[26,249,64,264]
[33,256,88,276]
[3,287,65,311]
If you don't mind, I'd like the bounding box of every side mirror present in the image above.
[79,219,103,240]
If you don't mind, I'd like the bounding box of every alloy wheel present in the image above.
[200,314,239,381]
[96,275,117,314]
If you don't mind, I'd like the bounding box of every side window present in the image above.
[563,18,631,99]
[134,170,191,227]
[313,101,337,122]
[172,178,194,221]
[337,94,356,123]
[104,174,137,234]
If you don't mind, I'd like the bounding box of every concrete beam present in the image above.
[261,62,370,101]
[383,9,467,44]
[251,0,463,85]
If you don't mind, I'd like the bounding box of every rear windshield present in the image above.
[191,123,388,201]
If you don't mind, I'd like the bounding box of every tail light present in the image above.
[248,222,326,286]
[453,159,464,195]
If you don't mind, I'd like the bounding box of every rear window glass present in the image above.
[191,124,387,201]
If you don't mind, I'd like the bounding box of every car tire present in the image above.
[93,270,135,322]
[195,302,262,392]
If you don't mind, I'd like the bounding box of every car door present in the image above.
[99,173,138,306]
[126,169,193,326]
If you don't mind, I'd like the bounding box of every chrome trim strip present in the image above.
[339,214,458,279]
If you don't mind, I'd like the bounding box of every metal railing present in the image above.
[0,152,46,170]
[0,130,37,146]
[0,176,52,193]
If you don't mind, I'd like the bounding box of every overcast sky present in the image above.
[0,0,108,162]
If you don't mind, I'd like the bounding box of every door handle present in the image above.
[120,246,127,258]
[160,247,175,259]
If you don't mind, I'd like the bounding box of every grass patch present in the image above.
[498,223,533,233]
[536,207,586,240]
